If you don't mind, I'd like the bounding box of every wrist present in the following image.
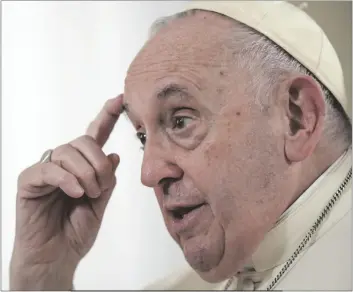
[10,255,77,290]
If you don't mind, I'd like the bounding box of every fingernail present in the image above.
[113,157,120,172]
[109,153,120,172]
[91,192,101,199]
[75,186,85,197]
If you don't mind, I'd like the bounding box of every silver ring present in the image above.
[40,149,53,163]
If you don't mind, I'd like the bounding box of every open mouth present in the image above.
[170,203,205,220]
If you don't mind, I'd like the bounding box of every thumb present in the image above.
[108,153,120,172]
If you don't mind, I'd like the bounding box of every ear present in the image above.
[283,75,326,162]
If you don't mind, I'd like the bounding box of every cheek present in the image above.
[178,130,240,226]
[179,116,281,229]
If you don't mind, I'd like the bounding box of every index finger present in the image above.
[86,94,124,147]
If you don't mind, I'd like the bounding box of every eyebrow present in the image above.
[122,83,191,114]
[156,83,190,101]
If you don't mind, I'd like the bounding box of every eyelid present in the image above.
[170,106,195,115]
[172,108,198,124]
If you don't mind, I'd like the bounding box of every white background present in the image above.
[2,1,351,290]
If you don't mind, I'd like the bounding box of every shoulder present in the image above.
[277,209,352,290]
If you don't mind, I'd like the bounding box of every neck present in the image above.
[288,144,349,209]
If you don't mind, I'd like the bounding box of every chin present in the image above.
[180,229,234,283]
[181,234,251,283]
[195,258,245,283]
[193,252,248,283]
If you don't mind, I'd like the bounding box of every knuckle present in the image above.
[81,134,95,143]
[38,163,52,183]
[17,167,30,186]
[60,172,75,185]
[80,168,96,181]
[96,159,112,175]
[53,144,70,159]
[40,163,49,177]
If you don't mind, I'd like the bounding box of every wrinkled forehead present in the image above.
[129,11,235,66]
[124,11,237,108]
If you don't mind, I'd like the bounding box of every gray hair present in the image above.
[148,9,352,149]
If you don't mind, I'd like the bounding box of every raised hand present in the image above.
[10,95,124,290]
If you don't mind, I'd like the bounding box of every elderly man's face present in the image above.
[124,12,291,282]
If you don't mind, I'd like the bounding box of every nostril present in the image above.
[160,177,179,196]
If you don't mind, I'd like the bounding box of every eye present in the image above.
[136,132,146,146]
[172,116,193,130]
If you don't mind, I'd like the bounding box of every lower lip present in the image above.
[169,204,207,234]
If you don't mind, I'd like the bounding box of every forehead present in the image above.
[130,10,235,66]
[124,11,237,105]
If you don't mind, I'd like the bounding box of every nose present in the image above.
[140,140,183,188]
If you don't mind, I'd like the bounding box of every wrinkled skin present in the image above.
[123,11,326,282]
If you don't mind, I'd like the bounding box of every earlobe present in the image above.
[285,133,314,162]
[283,75,326,163]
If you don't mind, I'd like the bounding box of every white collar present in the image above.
[249,148,352,272]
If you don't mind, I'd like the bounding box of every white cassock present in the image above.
[144,148,352,290]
